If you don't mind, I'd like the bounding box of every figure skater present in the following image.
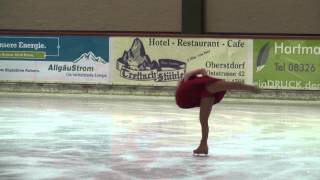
[175,68,260,156]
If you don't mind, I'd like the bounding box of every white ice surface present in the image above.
[0,94,319,180]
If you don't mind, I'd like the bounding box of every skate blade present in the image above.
[193,153,209,157]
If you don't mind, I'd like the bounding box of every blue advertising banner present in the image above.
[0,35,110,83]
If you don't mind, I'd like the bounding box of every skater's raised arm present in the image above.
[183,68,207,81]
[176,68,207,87]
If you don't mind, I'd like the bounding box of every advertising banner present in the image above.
[0,35,110,83]
[254,40,320,90]
[110,37,253,86]
[1,33,318,91]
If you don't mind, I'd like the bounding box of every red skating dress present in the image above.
[175,75,226,109]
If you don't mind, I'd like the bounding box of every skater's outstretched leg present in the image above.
[193,97,214,155]
[206,80,260,94]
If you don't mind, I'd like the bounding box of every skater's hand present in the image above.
[200,68,207,76]
[184,68,207,81]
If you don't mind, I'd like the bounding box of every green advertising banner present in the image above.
[254,40,320,90]
[110,37,253,86]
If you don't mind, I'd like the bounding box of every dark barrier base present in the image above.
[0,82,319,101]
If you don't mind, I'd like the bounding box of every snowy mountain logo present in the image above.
[118,38,158,70]
[116,38,186,82]
[74,51,106,64]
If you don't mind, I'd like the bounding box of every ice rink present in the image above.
[0,93,319,180]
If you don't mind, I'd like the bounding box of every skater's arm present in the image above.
[183,68,207,81]
[177,68,207,87]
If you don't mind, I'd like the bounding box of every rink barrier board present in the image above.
[1,82,320,101]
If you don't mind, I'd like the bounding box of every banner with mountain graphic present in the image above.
[0,35,109,83]
[254,39,320,90]
[110,37,253,86]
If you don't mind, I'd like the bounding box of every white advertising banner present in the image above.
[110,37,253,86]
